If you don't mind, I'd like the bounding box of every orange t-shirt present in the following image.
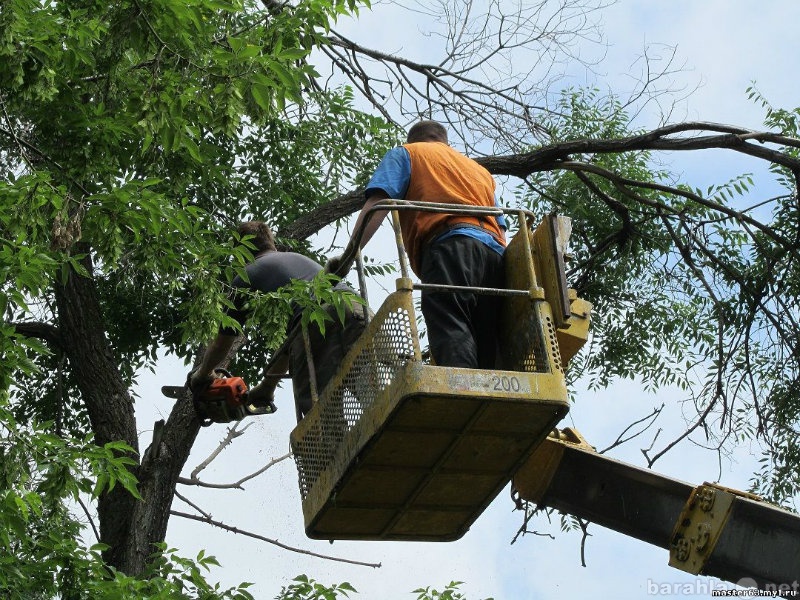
[398,142,506,274]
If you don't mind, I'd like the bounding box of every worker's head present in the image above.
[407,120,448,144]
[237,221,276,254]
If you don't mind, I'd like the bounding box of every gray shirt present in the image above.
[222,251,349,334]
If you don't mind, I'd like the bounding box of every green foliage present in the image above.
[277,575,356,600]
[227,88,401,234]
[275,577,491,600]
[739,86,800,503]
[525,87,800,502]
[413,581,493,600]
[523,88,690,391]
[271,272,365,337]
[224,269,366,384]
[0,0,397,428]
[0,0,398,586]
[0,399,263,599]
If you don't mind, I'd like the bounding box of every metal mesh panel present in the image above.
[294,297,418,499]
[517,303,551,374]
[542,311,563,374]
[500,295,552,374]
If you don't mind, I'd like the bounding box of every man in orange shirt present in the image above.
[338,120,507,369]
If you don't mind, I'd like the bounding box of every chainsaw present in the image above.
[161,368,276,427]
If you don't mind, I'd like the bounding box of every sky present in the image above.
[134,2,800,598]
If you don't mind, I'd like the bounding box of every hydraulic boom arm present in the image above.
[513,429,800,590]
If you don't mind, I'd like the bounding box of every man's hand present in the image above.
[324,253,350,276]
[247,376,279,407]
[247,372,284,406]
[188,369,214,393]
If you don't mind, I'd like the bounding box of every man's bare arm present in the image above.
[247,352,290,404]
[190,333,238,388]
[351,190,390,249]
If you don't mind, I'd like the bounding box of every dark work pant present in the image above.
[420,235,504,369]
[289,302,367,419]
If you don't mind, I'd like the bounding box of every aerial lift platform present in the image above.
[290,203,589,541]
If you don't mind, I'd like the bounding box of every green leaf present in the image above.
[251,84,273,111]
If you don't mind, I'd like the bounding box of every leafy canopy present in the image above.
[522,87,800,503]
[1,0,398,429]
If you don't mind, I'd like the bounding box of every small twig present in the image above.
[643,399,718,467]
[174,490,212,519]
[640,428,662,461]
[190,421,250,479]
[578,518,592,568]
[598,404,664,454]
[509,494,556,544]
[510,504,539,545]
[77,495,100,543]
[170,510,382,568]
[178,452,292,489]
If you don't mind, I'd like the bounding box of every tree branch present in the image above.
[178,452,292,489]
[285,123,800,243]
[557,159,793,248]
[8,321,62,347]
[598,404,664,455]
[479,123,800,178]
[170,510,382,568]
[189,421,249,480]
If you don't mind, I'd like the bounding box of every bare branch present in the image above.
[643,398,719,468]
[598,404,664,454]
[189,421,250,480]
[174,490,212,519]
[178,452,292,489]
[578,518,591,568]
[170,510,382,568]
[510,503,556,545]
[77,495,101,543]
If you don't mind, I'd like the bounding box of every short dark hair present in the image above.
[237,221,276,253]
[406,120,448,144]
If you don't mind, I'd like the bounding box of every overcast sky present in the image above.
[135,2,800,598]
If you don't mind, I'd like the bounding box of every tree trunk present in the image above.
[128,395,200,575]
[54,252,200,576]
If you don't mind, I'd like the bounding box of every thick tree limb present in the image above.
[53,251,141,571]
[279,188,366,241]
[478,123,800,178]
[8,321,62,347]
[281,123,800,243]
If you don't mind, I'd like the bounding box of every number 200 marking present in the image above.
[492,375,521,392]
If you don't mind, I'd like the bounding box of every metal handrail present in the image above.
[338,200,541,302]
[329,199,536,280]
[264,200,541,414]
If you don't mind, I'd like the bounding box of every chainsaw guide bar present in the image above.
[161,386,185,399]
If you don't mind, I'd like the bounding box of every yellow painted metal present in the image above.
[506,214,592,367]
[533,214,572,328]
[290,216,590,541]
[297,363,568,540]
[557,294,592,368]
[501,214,591,374]
[669,483,761,575]
[513,428,594,504]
